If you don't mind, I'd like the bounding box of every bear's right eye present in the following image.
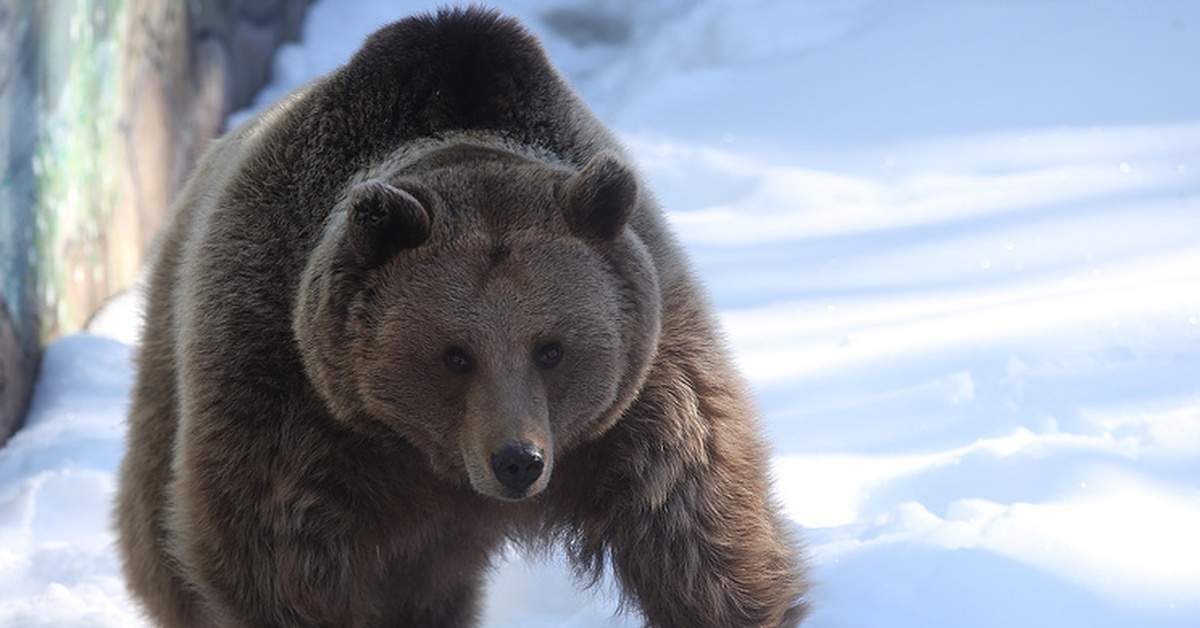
[535,342,563,370]
[444,347,474,374]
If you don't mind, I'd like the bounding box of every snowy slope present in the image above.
[3,1,1199,626]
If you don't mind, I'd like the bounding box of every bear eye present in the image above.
[535,342,563,369]
[444,347,474,374]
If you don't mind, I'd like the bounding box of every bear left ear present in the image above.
[565,152,639,243]
[347,180,431,267]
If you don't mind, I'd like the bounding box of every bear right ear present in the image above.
[565,152,639,243]
[347,180,431,267]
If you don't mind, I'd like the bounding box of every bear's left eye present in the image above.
[535,343,563,369]
[444,347,474,374]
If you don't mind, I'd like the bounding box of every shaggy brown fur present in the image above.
[115,7,809,627]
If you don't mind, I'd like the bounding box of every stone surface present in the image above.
[0,0,41,440]
[0,0,311,443]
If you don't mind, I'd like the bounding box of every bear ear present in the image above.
[346,180,431,267]
[565,152,639,243]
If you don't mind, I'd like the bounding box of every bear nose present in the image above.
[490,444,545,494]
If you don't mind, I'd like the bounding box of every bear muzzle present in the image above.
[465,437,552,501]
[462,371,555,500]
[490,442,546,497]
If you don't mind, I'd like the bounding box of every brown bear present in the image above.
[115,7,809,628]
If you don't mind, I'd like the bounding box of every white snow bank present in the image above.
[0,335,146,628]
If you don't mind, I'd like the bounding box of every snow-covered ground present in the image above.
[3,1,1199,626]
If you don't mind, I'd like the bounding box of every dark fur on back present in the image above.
[116,7,809,627]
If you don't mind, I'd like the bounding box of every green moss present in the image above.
[0,0,40,342]
[32,0,125,338]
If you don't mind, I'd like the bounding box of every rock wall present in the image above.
[0,0,40,441]
[0,0,311,443]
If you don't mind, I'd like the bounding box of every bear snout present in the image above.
[490,442,545,497]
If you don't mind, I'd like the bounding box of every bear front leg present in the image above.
[170,485,495,628]
[168,447,499,628]
[378,576,486,628]
[611,460,808,627]
[167,478,392,627]
[558,366,810,627]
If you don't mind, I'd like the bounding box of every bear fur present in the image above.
[115,8,809,627]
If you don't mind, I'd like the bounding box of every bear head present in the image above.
[295,141,662,500]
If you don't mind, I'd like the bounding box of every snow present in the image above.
[3,0,1199,626]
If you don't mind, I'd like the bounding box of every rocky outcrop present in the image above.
[0,0,311,443]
